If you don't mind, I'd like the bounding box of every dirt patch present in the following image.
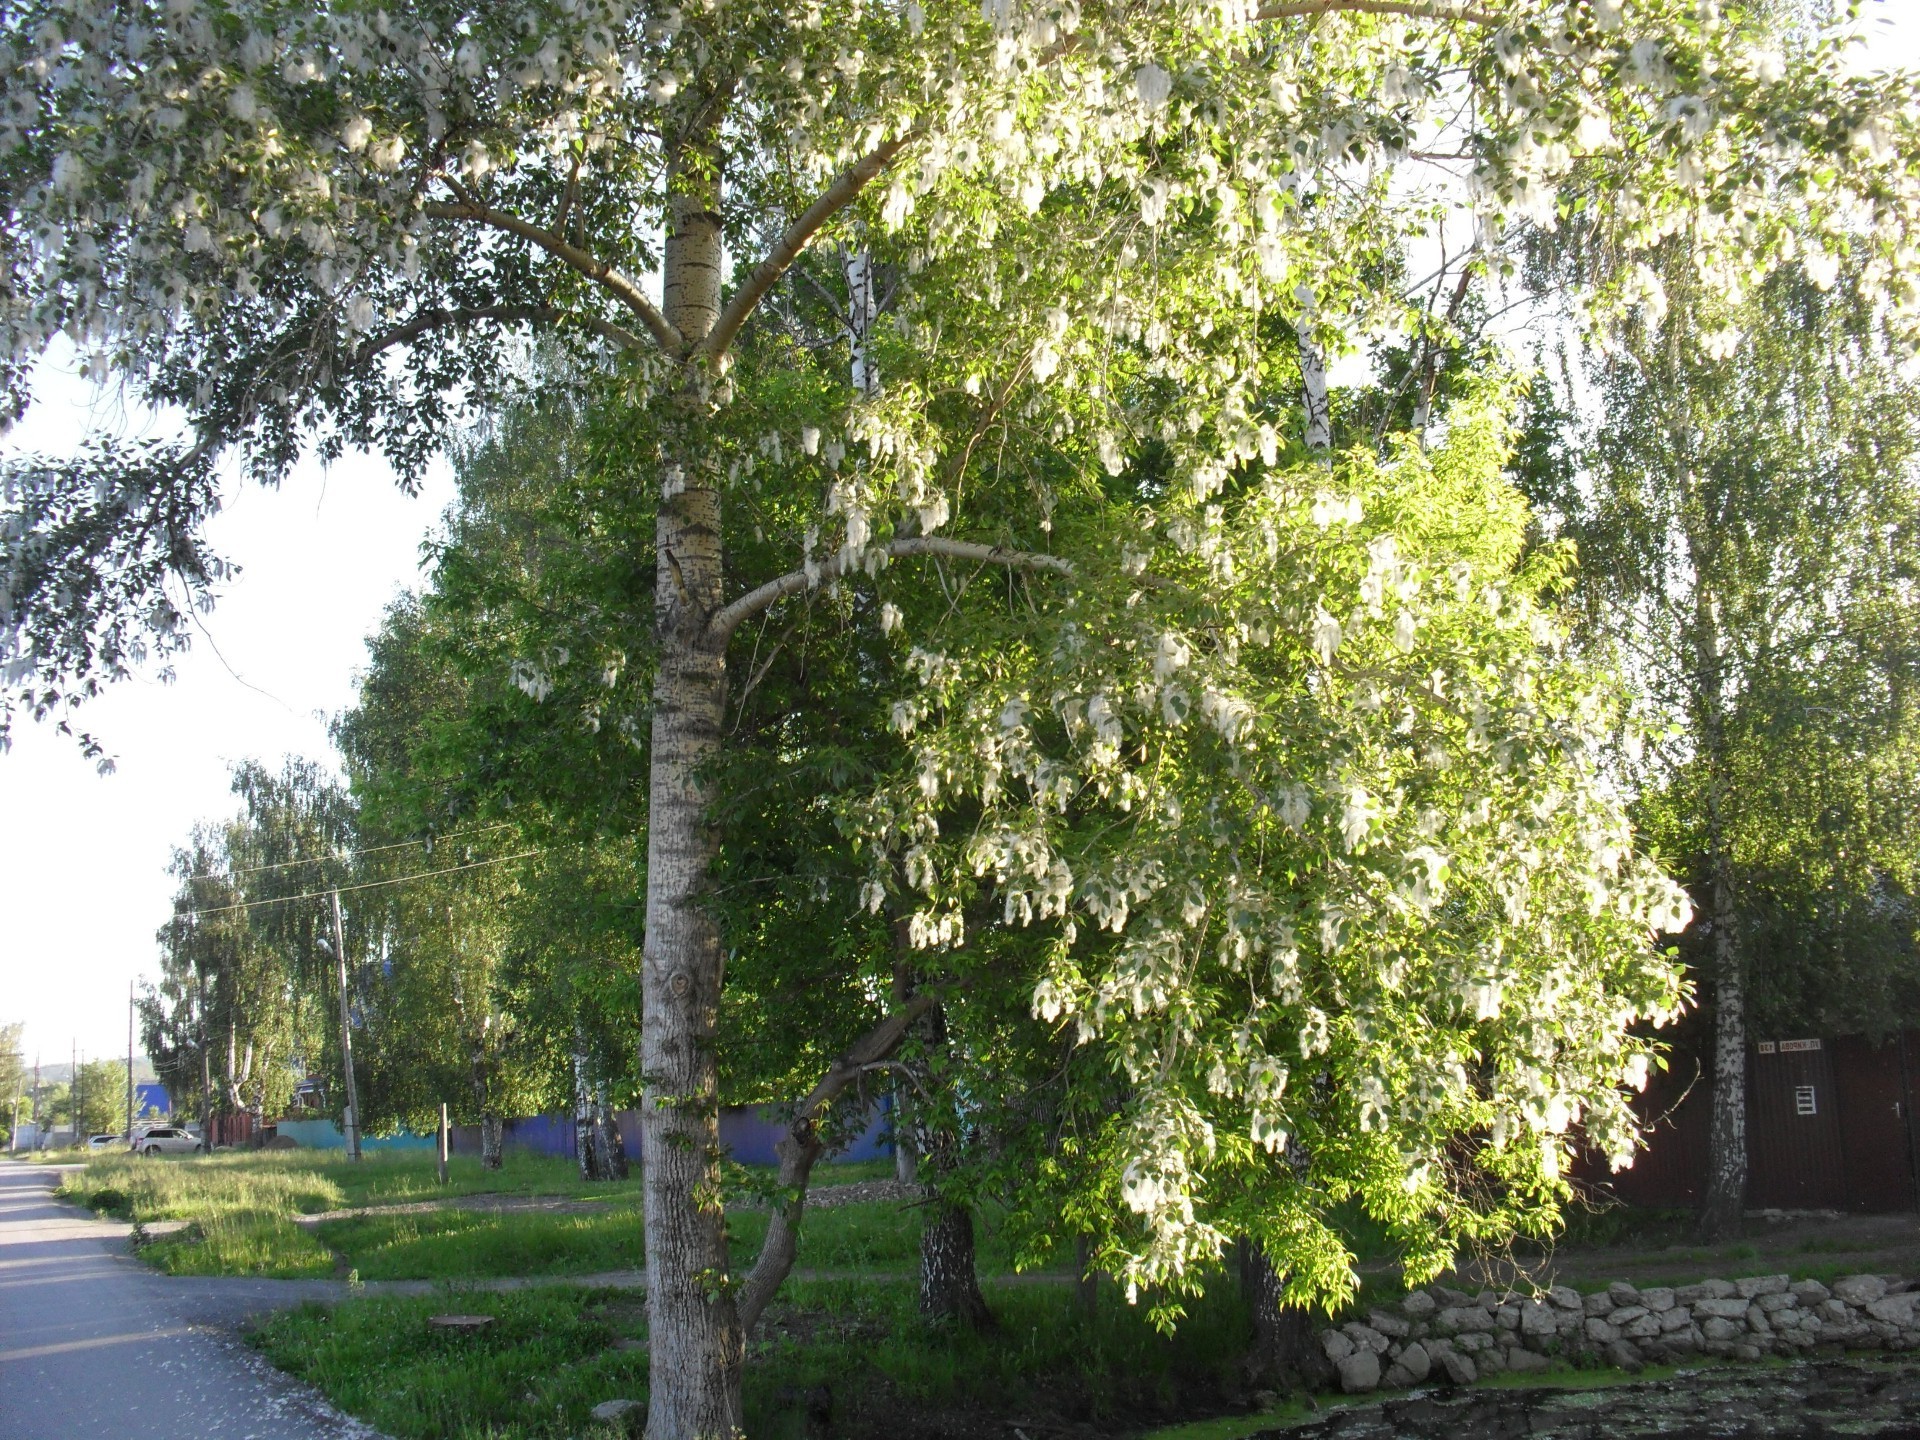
[1258,1356,1920,1438]
[801,1179,923,1211]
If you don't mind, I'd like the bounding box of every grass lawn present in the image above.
[56,1147,1010,1282]
[59,1148,643,1277]
[252,1277,1256,1440]
[309,1195,1021,1283]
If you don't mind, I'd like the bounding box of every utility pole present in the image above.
[69,1039,75,1148]
[330,888,362,1162]
[30,1053,39,1151]
[127,980,136,1140]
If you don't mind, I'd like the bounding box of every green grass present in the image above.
[316,1205,647,1281]
[56,1148,929,1281]
[304,1194,1041,1283]
[57,1149,643,1278]
[252,1277,1255,1440]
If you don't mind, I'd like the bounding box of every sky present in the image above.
[2,5,1917,1073]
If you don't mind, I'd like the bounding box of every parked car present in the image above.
[86,1133,121,1152]
[136,1126,203,1157]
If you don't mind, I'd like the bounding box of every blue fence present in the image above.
[274,1118,435,1151]
[425,1098,898,1165]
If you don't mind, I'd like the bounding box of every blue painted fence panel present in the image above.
[274,1118,434,1151]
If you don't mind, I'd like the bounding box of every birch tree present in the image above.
[1526,260,1920,1238]
[5,2,1919,1432]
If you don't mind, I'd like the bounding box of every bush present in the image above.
[88,1187,131,1217]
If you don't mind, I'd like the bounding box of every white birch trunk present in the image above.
[843,246,879,396]
[1693,572,1747,1238]
[574,1042,596,1182]
[1297,326,1331,453]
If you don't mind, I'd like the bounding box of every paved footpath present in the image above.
[0,1164,383,1440]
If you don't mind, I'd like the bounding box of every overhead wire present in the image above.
[180,848,550,917]
[186,822,519,881]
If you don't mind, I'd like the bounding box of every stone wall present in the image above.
[1319,1272,1919,1395]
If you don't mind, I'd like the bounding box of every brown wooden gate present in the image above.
[1832,1033,1920,1213]
[1582,1031,1920,1213]
[1746,1039,1848,1208]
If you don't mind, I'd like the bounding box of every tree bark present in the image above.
[1695,583,1745,1239]
[1240,1241,1334,1391]
[1684,435,1746,1241]
[921,1198,993,1329]
[1297,326,1331,452]
[594,1079,628,1180]
[480,1113,504,1172]
[908,999,994,1330]
[640,139,748,1440]
[575,1041,596,1181]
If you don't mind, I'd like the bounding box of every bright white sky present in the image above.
[2,6,1917,1072]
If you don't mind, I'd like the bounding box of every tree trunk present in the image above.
[595,1080,629,1180]
[1074,1234,1098,1321]
[843,244,879,396]
[574,1041,597,1181]
[908,999,993,1330]
[892,1087,919,1185]
[921,1199,993,1329]
[640,143,747,1440]
[1240,1241,1334,1391]
[480,1113,504,1172]
[1690,532,1746,1240]
[1297,327,1331,452]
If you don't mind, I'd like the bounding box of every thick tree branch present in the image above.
[1257,0,1500,21]
[708,535,1074,646]
[698,131,923,365]
[422,197,684,355]
[736,992,939,1333]
[350,303,648,368]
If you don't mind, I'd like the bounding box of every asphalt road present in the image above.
[0,1163,383,1440]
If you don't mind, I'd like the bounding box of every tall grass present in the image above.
[253,1276,1255,1439]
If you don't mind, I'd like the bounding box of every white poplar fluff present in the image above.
[2,1,1917,1433]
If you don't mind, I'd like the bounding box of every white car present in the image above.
[136,1126,203,1157]
[86,1133,121,1152]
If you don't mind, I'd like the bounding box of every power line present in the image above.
[186,822,519,882]
[181,848,550,917]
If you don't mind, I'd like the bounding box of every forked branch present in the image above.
[699,131,923,365]
[736,992,939,1332]
[708,535,1074,645]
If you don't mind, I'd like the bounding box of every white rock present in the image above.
[1396,1341,1432,1383]
[1833,1275,1889,1306]
[1866,1295,1917,1327]
[1337,1350,1383,1394]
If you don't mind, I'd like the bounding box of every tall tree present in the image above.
[6,4,1917,1432]
[1522,262,1920,1238]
